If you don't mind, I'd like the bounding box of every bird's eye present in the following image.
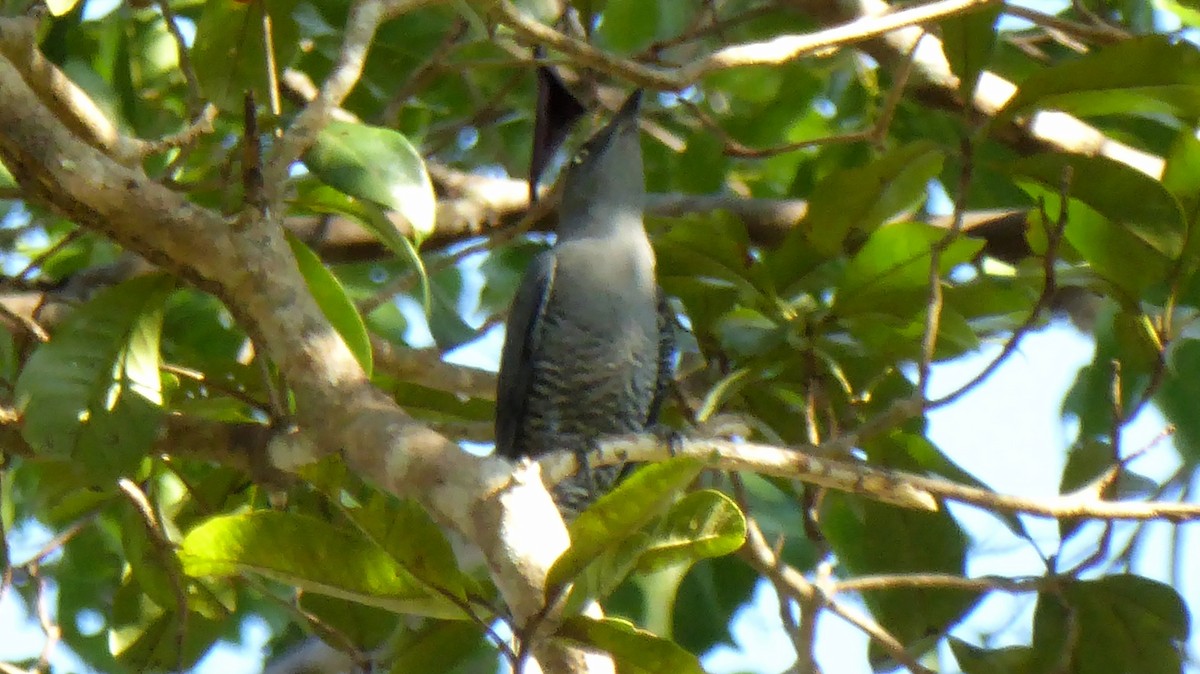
[571,148,590,166]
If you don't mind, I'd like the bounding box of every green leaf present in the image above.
[299,457,475,601]
[596,1,693,55]
[1161,127,1200,201]
[299,594,400,650]
[670,554,759,654]
[1161,0,1200,28]
[304,120,437,243]
[555,616,705,674]
[15,274,173,481]
[1154,338,1200,463]
[1008,153,1185,257]
[376,378,493,424]
[179,511,460,617]
[804,141,944,256]
[949,638,1034,674]
[286,232,373,376]
[547,457,706,591]
[635,490,746,573]
[715,306,783,357]
[355,495,472,600]
[821,493,976,650]
[997,36,1200,124]
[835,221,983,317]
[192,0,300,111]
[109,573,226,672]
[388,620,493,674]
[1031,575,1189,674]
[653,213,757,296]
[428,265,478,350]
[292,180,431,312]
[695,367,753,424]
[940,6,1001,100]
[596,0,660,53]
[45,0,81,16]
[0,159,15,189]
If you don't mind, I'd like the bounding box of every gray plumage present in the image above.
[496,90,674,516]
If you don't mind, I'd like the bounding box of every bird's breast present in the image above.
[519,238,661,454]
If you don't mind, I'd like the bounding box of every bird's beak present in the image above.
[613,89,643,131]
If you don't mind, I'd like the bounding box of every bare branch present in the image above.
[155,0,204,113]
[792,0,1163,177]
[566,432,1200,522]
[495,0,1001,90]
[742,517,933,674]
[0,44,587,674]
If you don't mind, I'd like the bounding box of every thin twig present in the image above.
[572,430,1200,522]
[357,237,494,314]
[919,126,976,395]
[928,165,1072,409]
[379,18,468,127]
[15,230,81,281]
[731,476,821,674]
[117,478,190,671]
[741,516,933,674]
[261,9,283,137]
[834,572,1046,594]
[497,0,1001,91]
[28,562,61,672]
[156,0,203,114]
[1003,3,1129,42]
[137,103,220,159]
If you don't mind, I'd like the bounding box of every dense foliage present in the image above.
[0,0,1198,672]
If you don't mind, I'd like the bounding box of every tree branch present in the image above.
[563,432,1200,522]
[494,0,1000,90]
[0,39,587,674]
[796,0,1163,177]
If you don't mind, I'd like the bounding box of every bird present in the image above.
[495,89,675,517]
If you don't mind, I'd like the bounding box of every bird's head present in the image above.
[557,90,645,234]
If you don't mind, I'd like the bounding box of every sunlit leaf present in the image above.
[304,120,437,243]
[547,457,705,591]
[1008,153,1184,257]
[15,274,173,481]
[192,0,300,111]
[949,638,1034,674]
[286,232,373,376]
[997,36,1200,123]
[805,141,944,256]
[940,6,1001,99]
[179,511,460,618]
[555,616,705,674]
[635,490,746,573]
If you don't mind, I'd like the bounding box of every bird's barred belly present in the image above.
[518,317,657,457]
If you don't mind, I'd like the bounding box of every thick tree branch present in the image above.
[0,278,499,403]
[0,15,216,165]
[0,37,587,674]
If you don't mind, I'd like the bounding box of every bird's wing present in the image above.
[495,250,557,458]
[646,286,678,425]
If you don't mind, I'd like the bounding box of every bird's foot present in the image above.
[647,423,684,457]
[576,443,602,502]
